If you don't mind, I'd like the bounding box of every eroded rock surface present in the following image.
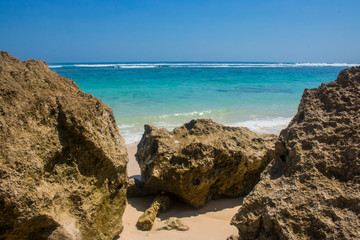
[0,52,128,239]
[231,67,360,239]
[136,119,276,208]
[136,194,171,231]
[157,217,190,231]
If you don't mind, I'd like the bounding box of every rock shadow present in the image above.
[127,195,243,219]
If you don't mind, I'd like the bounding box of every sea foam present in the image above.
[229,117,292,135]
[48,65,63,68]
[118,116,292,144]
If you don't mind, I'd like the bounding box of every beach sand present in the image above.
[122,143,241,240]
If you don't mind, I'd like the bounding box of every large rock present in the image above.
[0,52,128,239]
[136,119,276,208]
[231,67,360,239]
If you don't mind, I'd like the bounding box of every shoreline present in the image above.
[123,143,241,240]
[120,116,291,145]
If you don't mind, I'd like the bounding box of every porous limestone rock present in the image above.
[157,217,190,231]
[136,194,171,231]
[231,67,360,239]
[0,52,128,240]
[136,119,276,208]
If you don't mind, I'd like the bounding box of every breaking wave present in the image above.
[118,114,292,144]
[229,117,292,135]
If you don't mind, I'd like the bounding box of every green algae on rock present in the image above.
[136,119,276,208]
[0,52,128,240]
[231,67,360,240]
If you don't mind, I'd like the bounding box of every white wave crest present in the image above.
[49,62,359,69]
[74,64,118,68]
[229,117,292,135]
[49,65,63,68]
[293,63,359,67]
[118,116,292,144]
[118,128,143,144]
[172,110,213,117]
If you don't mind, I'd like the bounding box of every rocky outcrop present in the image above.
[0,52,128,239]
[231,67,360,239]
[136,119,276,208]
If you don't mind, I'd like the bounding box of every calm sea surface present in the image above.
[50,62,357,143]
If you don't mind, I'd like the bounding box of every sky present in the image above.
[0,0,359,63]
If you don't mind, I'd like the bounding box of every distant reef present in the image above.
[231,67,360,239]
[0,52,128,240]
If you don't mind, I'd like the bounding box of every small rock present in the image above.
[157,217,190,231]
[226,235,239,240]
[136,194,171,231]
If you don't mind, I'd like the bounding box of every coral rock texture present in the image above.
[0,52,128,239]
[231,67,360,239]
[136,194,171,231]
[157,217,190,231]
[136,119,276,208]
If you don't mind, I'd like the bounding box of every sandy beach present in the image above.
[122,143,241,240]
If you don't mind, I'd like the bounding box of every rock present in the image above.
[157,217,190,231]
[136,119,276,208]
[127,178,145,198]
[231,67,360,239]
[0,52,128,239]
[136,194,171,231]
[226,235,239,240]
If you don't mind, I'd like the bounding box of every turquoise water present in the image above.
[50,62,357,143]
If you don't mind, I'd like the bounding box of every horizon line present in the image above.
[48,60,360,65]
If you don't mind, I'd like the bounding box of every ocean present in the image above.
[50,62,357,144]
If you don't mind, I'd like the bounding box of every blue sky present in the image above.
[0,0,359,63]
